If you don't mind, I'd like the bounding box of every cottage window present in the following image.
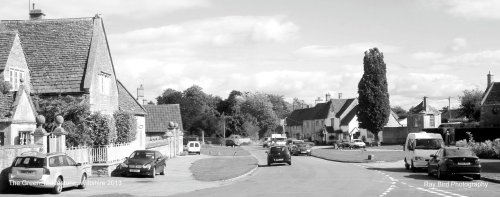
[9,69,25,91]
[414,117,419,127]
[19,131,31,145]
[429,115,435,127]
[99,72,111,95]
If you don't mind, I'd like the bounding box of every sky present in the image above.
[1,0,500,110]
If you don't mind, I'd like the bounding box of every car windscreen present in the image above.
[415,139,443,149]
[297,143,309,148]
[275,138,286,142]
[270,147,285,153]
[130,151,155,160]
[13,157,46,168]
[444,149,476,157]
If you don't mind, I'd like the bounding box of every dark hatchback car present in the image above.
[117,150,167,178]
[266,146,291,166]
[291,142,312,156]
[427,147,481,180]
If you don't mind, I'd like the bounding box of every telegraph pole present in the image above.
[448,96,451,120]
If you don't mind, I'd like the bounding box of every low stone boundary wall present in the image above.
[0,145,42,193]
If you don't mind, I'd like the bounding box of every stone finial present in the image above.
[55,115,64,125]
[36,115,46,125]
[52,115,67,135]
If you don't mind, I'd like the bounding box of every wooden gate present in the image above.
[48,133,58,153]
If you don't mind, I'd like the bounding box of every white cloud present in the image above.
[448,37,467,52]
[440,49,500,65]
[424,0,500,20]
[295,43,399,58]
[411,52,444,60]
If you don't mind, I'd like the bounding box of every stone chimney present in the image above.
[315,97,323,104]
[29,5,45,20]
[338,93,342,99]
[423,96,428,112]
[137,84,144,105]
[325,93,331,101]
[487,71,493,89]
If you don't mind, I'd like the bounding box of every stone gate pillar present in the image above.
[52,115,67,153]
[165,121,176,158]
[32,115,49,153]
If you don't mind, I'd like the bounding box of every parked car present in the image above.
[291,142,312,156]
[226,138,240,147]
[349,139,366,148]
[287,139,304,150]
[187,141,201,155]
[8,152,90,194]
[336,140,351,149]
[404,131,444,172]
[427,147,481,180]
[266,146,292,166]
[118,150,167,178]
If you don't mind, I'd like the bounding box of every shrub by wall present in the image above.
[88,113,116,146]
[113,111,137,144]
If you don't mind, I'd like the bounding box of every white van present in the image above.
[187,141,201,155]
[404,132,444,172]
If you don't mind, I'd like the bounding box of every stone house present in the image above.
[117,80,146,149]
[1,12,119,115]
[144,104,183,141]
[407,97,441,133]
[480,72,500,127]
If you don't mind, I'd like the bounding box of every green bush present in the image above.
[460,132,500,159]
[113,111,137,144]
[88,112,116,146]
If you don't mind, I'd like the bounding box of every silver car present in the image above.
[8,152,90,194]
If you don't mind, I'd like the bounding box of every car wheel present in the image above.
[427,164,433,177]
[473,174,481,180]
[150,167,156,178]
[404,159,410,170]
[78,174,87,189]
[411,161,416,172]
[52,177,63,194]
[288,161,292,165]
[160,164,166,175]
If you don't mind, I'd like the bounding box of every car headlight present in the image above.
[143,164,151,169]
[414,156,424,160]
[120,163,128,168]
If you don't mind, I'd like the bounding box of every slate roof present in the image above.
[117,80,146,115]
[482,82,500,105]
[0,17,95,94]
[0,31,16,69]
[0,85,36,122]
[410,101,440,114]
[144,105,183,133]
[286,99,356,126]
[440,109,466,120]
[335,99,356,117]
[340,105,358,126]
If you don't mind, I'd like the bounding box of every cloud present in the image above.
[448,37,467,52]
[295,43,399,58]
[424,0,500,20]
[411,52,444,60]
[440,49,500,65]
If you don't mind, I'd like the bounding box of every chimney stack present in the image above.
[29,4,45,20]
[325,93,331,101]
[338,93,342,99]
[315,97,323,104]
[137,84,144,105]
[487,71,493,89]
[423,96,428,111]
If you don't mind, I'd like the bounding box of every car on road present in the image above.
[187,141,201,154]
[226,138,240,147]
[8,152,89,194]
[262,137,271,148]
[118,150,167,178]
[404,132,444,172]
[427,147,481,180]
[286,139,304,150]
[291,142,312,156]
[349,139,366,148]
[266,146,291,166]
[336,140,351,149]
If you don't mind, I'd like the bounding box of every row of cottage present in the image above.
[0,10,183,148]
[285,73,500,144]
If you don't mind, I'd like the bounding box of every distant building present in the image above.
[407,97,442,133]
[144,104,183,141]
[480,72,500,127]
[440,109,468,123]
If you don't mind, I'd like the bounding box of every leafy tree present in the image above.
[240,92,279,138]
[114,111,137,144]
[87,112,116,146]
[0,80,12,94]
[459,88,483,121]
[357,48,391,145]
[156,88,183,104]
[391,106,408,119]
[267,94,292,119]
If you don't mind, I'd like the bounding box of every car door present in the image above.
[155,151,165,170]
[65,156,80,185]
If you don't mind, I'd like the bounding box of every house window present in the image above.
[413,117,419,128]
[19,131,31,145]
[9,69,25,91]
[99,72,111,95]
[429,115,435,127]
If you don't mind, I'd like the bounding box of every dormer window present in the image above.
[9,68,25,91]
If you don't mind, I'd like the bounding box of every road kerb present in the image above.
[481,176,500,184]
[220,164,258,183]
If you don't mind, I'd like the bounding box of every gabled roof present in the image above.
[409,101,440,114]
[0,17,97,94]
[440,109,466,120]
[0,31,16,69]
[340,105,358,126]
[117,80,146,115]
[0,85,37,122]
[144,104,183,133]
[481,82,500,105]
[335,98,357,117]
[286,98,357,126]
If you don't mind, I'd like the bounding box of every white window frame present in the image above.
[429,115,435,127]
[19,131,31,145]
[9,68,25,91]
[98,72,111,95]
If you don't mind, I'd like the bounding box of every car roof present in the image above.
[443,146,470,150]
[19,151,66,158]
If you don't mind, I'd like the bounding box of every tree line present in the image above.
[155,85,292,139]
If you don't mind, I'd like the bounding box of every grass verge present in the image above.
[312,148,404,163]
[201,146,251,156]
[190,156,258,181]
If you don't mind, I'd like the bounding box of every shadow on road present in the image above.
[257,164,288,168]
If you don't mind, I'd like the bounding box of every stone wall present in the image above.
[381,127,409,145]
[481,105,500,128]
